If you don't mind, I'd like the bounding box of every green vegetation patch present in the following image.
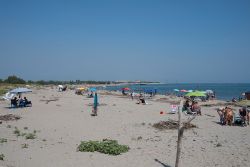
[25,133,36,139]
[237,100,250,107]
[0,154,4,160]
[14,127,21,136]
[0,138,7,143]
[21,143,29,148]
[77,139,129,155]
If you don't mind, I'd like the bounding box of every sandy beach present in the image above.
[1,87,250,167]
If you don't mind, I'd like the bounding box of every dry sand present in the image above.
[1,87,250,167]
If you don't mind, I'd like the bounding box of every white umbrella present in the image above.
[9,88,32,94]
[206,90,213,94]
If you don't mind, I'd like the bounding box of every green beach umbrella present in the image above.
[185,91,206,97]
[236,100,250,107]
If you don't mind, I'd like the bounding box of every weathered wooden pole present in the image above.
[175,100,183,167]
[175,100,195,167]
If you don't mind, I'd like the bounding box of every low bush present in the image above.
[77,139,129,155]
[0,154,4,160]
[25,133,36,139]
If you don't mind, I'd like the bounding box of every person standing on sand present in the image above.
[91,92,98,116]
[131,91,135,100]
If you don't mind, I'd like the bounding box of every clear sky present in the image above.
[0,0,250,83]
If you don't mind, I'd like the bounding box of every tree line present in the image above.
[0,75,112,85]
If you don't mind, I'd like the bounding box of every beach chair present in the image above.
[170,104,178,114]
[182,107,197,116]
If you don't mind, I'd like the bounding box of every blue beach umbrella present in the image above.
[94,93,98,108]
[174,89,179,92]
[89,87,97,92]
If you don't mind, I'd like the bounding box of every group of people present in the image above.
[11,96,32,108]
[217,106,250,126]
[182,100,202,115]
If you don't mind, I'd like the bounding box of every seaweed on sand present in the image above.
[153,120,197,130]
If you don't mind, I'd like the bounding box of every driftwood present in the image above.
[87,103,107,106]
[40,98,59,104]
[175,100,196,167]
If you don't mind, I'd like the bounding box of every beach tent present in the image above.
[185,91,206,97]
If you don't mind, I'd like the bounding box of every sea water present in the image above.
[105,83,250,101]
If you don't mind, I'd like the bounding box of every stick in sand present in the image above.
[175,100,196,167]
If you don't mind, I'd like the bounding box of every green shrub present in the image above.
[77,139,129,155]
[0,154,4,160]
[4,75,26,84]
[21,143,29,148]
[13,127,21,136]
[0,138,7,143]
[25,133,36,139]
[6,125,11,128]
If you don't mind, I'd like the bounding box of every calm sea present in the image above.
[105,83,250,101]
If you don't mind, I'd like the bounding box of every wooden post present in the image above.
[175,100,195,167]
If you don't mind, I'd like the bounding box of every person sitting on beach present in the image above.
[24,97,32,107]
[11,97,18,108]
[232,97,237,102]
[224,106,234,126]
[183,100,192,113]
[239,107,248,126]
[217,107,225,125]
[137,94,146,104]
[191,101,201,115]
[18,97,25,107]
[88,91,94,98]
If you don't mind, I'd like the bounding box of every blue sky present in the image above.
[0,0,250,83]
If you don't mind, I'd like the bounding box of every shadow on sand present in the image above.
[154,159,172,167]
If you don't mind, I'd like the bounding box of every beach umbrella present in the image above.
[122,87,130,91]
[185,91,206,97]
[174,89,179,92]
[180,89,188,92]
[89,87,97,92]
[237,100,250,107]
[144,89,153,93]
[188,90,193,92]
[78,87,87,91]
[206,90,213,94]
[94,93,98,108]
[9,88,32,94]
